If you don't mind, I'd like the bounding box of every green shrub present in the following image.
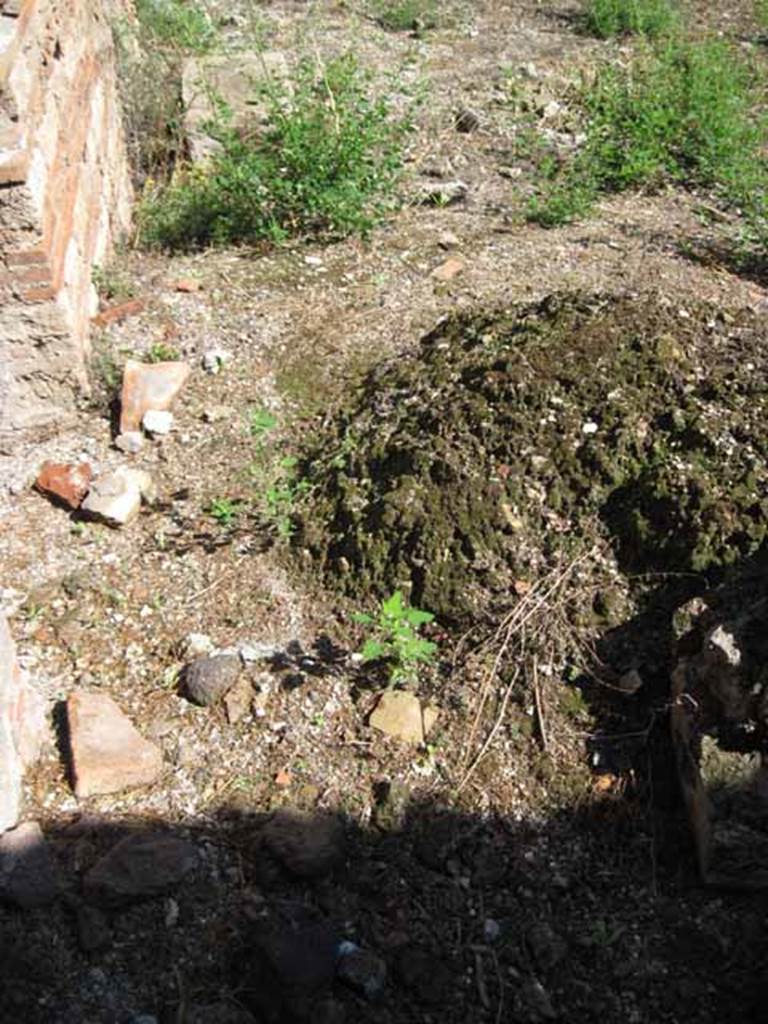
[139,54,413,250]
[583,0,679,38]
[528,37,768,236]
[368,0,440,32]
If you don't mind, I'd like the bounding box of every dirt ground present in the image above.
[2,2,768,1022]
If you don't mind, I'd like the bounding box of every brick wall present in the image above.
[0,0,133,448]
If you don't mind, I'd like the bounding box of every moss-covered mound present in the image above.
[299,293,768,621]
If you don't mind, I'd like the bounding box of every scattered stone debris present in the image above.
[83,833,198,906]
[369,690,438,745]
[438,229,460,249]
[0,821,58,908]
[34,460,93,509]
[201,404,235,423]
[260,809,345,880]
[183,653,242,707]
[183,632,215,658]
[119,358,191,433]
[170,278,202,293]
[142,409,174,435]
[417,179,468,206]
[66,690,164,798]
[80,466,155,526]
[114,430,145,454]
[336,945,387,1000]
[202,348,233,374]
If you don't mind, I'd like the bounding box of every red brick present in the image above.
[91,298,145,328]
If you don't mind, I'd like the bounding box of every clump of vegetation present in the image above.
[247,408,310,540]
[368,0,440,32]
[582,0,678,38]
[113,1,217,183]
[527,36,768,239]
[354,591,437,687]
[145,342,180,363]
[298,294,768,623]
[139,54,413,250]
[135,0,216,53]
[208,497,241,526]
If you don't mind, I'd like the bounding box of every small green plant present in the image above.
[139,53,413,250]
[208,497,240,526]
[528,36,768,240]
[369,0,440,32]
[582,0,678,38]
[354,591,438,687]
[250,407,279,440]
[145,342,180,363]
[263,457,310,539]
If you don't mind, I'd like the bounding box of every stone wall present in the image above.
[0,0,133,448]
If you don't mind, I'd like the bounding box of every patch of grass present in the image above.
[139,54,413,250]
[92,262,136,303]
[135,0,216,54]
[145,342,180,363]
[527,36,768,238]
[582,0,679,39]
[368,0,440,32]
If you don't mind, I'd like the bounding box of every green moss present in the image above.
[298,294,768,622]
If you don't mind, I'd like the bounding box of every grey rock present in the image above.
[336,948,386,1000]
[84,833,198,906]
[455,107,481,133]
[0,821,58,908]
[617,668,644,695]
[261,809,345,880]
[417,180,468,206]
[184,654,242,706]
[114,431,145,454]
[142,409,174,435]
